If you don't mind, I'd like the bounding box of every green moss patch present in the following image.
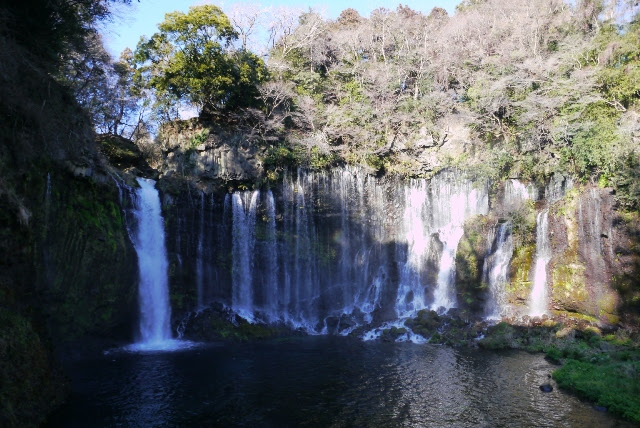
[506,244,535,302]
[553,355,640,423]
[98,134,143,167]
[0,309,66,427]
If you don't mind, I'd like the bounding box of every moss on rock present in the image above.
[506,243,535,304]
[33,170,138,341]
[455,215,493,314]
[550,194,592,314]
[0,309,66,428]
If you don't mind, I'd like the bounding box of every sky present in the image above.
[100,0,462,58]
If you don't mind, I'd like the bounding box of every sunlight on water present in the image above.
[206,169,494,332]
[529,210,551,317]
[123,339,201,353]
[483,222,514,320]
[432,224,465,310]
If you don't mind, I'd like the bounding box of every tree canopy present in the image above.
[133,5,268,116]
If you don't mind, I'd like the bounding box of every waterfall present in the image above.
[196,192,205,308]
[545,173,573,203]
[529,209,551,317]
[293,170,316,326]
[432,224,464,311]
[263,189,279,320]
[483,221,514,319]
[231,190,259,319]
[429,174,489,312]
[396,180,430,317]
[130,178,172,347]
[392,173,489,316]
[504,179,537,211]
[184,168,489,333]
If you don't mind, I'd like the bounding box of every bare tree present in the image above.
[257,80,295,117]
[228,2,265,52]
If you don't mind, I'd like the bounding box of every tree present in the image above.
[5,0,131,67]
[257,80,295,117]
[133,5,268,116]
[228,2,265,52]
[336,8,362,27]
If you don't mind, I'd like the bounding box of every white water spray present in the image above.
[232,191,259,319]
[130,178,172,347]
[264,190,279,320]
[432,224,465,310]
[529,209,551,317]
[483,222,513,319]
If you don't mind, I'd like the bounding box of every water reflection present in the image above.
[117,354,178,426]
[48,338,633,427]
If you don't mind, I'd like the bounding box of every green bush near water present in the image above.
[480,322,640,423]
[553,356,640,423]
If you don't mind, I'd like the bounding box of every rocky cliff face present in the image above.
[156,116,278,183]
[34,168,138,340]
[155,149,640,330]
[0,34,140,426]
[457,181,640,326]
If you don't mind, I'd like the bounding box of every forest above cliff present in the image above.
[71,0,640,210]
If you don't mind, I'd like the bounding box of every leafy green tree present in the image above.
[133,5,268,116]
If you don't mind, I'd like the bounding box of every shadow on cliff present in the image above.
[612,211,640,325]
[155,169,494,335]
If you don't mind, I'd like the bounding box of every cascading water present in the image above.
[293,171,315,324]
[545,173,573,203]
[483,221,514,320]
[429,175,489,312]
[231,191,260,319]
[503,179,537,211]
[128,178,173,350]
[431,223,464,311]
[263,190,279,321]
[529,209,551,317]
[183,168,489,335]
[396,180,430,317]
[196,192,205,308]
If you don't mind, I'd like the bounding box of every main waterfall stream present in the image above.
[530,209,551,317]
[127,178,193,352]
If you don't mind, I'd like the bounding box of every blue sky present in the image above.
[100,0,461,58]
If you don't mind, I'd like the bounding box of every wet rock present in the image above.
[539,384,553,393]
[555,326,575,339]
[337,314,357,333]
[325,316,339,334]
[381,327,407,342]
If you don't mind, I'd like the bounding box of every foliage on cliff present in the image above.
[114,1,640,207]
[253,0,640,205]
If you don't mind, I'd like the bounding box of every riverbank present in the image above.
[479,320,640,424]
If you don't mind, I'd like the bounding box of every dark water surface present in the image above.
[48,337,632,427]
